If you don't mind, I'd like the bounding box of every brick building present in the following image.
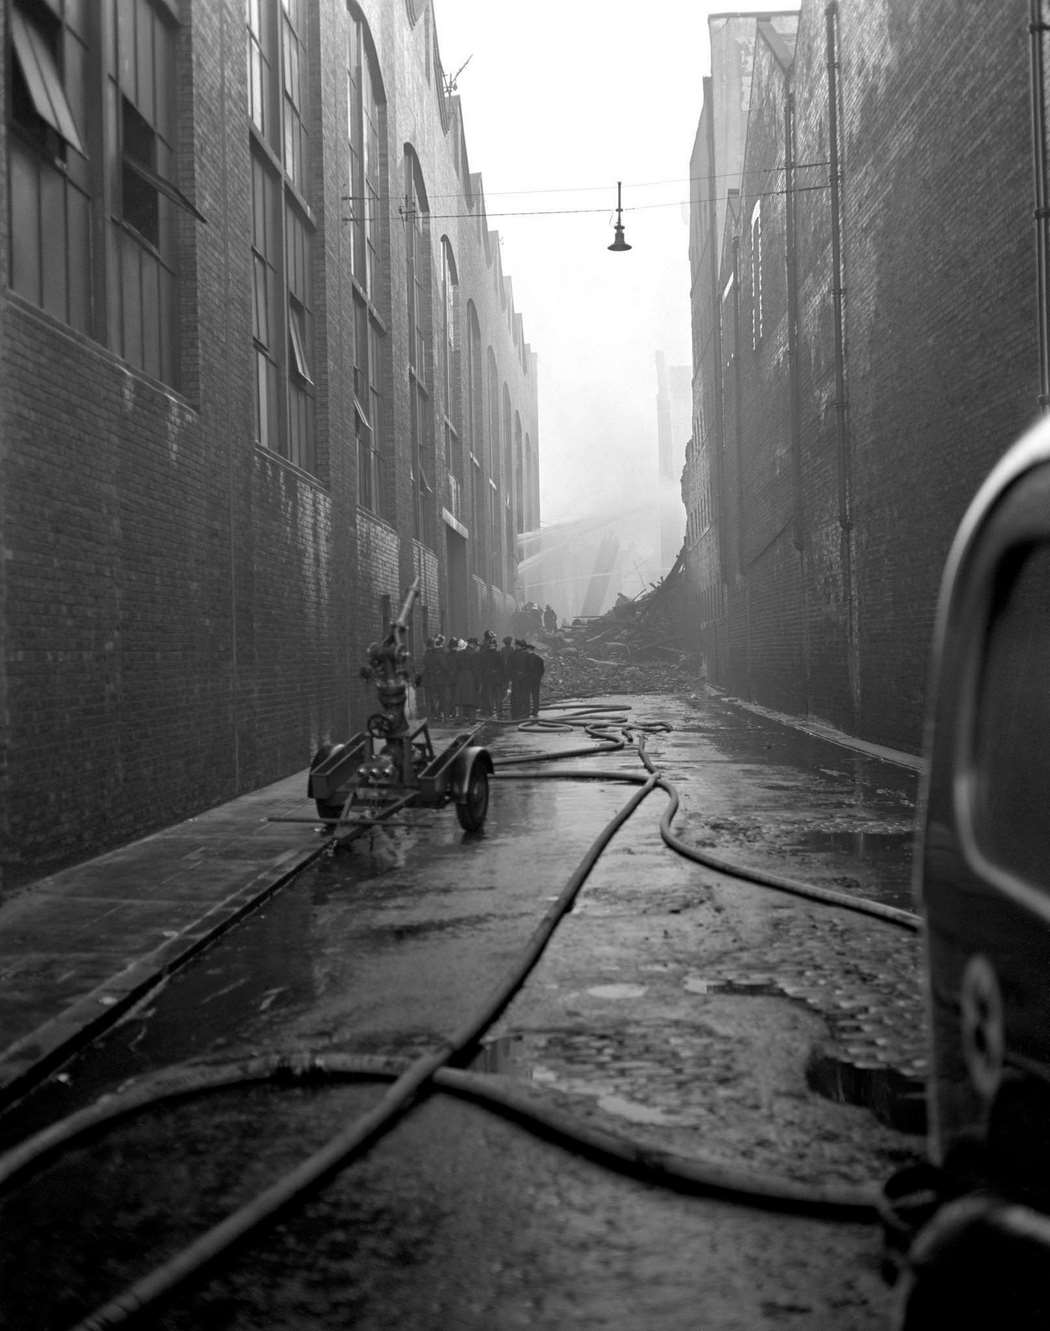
[684,2,1041,751]
[0,0,539,890]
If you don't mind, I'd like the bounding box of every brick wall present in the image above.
[688,0,1040,750]
[0,0,539,891]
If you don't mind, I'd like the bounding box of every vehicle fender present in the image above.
[450,746,494,802]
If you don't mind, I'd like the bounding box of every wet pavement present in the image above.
[0,691,926,1329]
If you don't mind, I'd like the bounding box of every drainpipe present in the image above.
[825,1,858,726]
[731,232,751,699]
[785,88,812,715]
[707,94,729,583]
[1030,0,1050,411]
[731,233,745,582]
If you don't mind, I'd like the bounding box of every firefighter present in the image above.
[422,635,447,720]
[524,641,545,717]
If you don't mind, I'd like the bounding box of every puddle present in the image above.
[682,974,783,998]
[468,1034,537,1077]
[596,1094,673,1125]
[585,984,647,1000]
[806,1046,927,1135]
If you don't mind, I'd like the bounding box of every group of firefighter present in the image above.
[419,630,545,722]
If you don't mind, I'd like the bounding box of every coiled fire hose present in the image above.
[0,699,917,1328]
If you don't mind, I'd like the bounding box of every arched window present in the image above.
[514,416,525,534]
[440,239,462,516]
[486,348,499,479]
[405,149,432,543]
[466,303,483,575]
[466,303,483,462]
[524,432,535,531]
[501,385,512,493]
[347,8,388,512]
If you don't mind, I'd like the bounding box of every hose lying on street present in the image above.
[2,698,916,1327]
[0,1052,880,1221]
[496,704,920,932]
[62,762,663,1329]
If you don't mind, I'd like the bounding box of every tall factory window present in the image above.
[486,347,499,478]
[405,151,432,545]
[466,302,483,465]
[721,271,735,406]
[750,198,762,349]
[501,385,512,583]
[514,415,524,534]
[488,480,501,590]
[247,0,317,474]
[440,238,462,516]
[347,10,382,299]
[9,0,90,332]
[354,296,383,513]
[348,8,388,511]
[8,0,197,386]
[470,456,483,576]
[524,433,534,531]
[501,384,512,493]
[109,0,186,383]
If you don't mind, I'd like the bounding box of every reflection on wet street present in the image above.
[0,693,923,1330]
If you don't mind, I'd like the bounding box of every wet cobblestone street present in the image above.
[0,690,925,1329]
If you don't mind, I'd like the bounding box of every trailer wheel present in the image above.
[456,766,489,832]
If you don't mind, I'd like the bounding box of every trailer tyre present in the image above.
[456,765,489,832]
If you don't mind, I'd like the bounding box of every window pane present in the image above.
[288,302,310,380]
[67,185,91,331]
[116,0,135,94]
[154,13,172,140]
[121,236,143,364]
[354,297,368,401]
[249,45,265,132]
[357,419,373,509]
[158,263,175,384]
[40,167,68,319]
[253,254,269,343]
[11,8,86,154]
[141,250,161,378]
[136,0,154,117]
[10,143,42,304]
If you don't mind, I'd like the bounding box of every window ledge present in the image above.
[253,443,329,491]
[6,291,198,411]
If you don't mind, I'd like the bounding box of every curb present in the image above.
[705,686,924,773]
[0,841,329,1114]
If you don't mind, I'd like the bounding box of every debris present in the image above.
[539,548,703,700]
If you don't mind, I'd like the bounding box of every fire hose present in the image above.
[0,700,917,1328]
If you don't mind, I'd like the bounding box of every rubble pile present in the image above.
[540,553,703,701]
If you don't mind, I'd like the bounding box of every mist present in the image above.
[430,0,725,526]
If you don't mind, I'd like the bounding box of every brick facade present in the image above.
[0,0,539,891]
[685,2,1040,750]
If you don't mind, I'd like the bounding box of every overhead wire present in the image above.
[345,159,833,204]
[347,180,831,223]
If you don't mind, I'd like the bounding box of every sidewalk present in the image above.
[0,770,325,1111]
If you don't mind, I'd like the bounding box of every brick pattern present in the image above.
[687,0,1040,750]
[0,0,539,890]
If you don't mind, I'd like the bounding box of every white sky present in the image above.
[429,0,784,526]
